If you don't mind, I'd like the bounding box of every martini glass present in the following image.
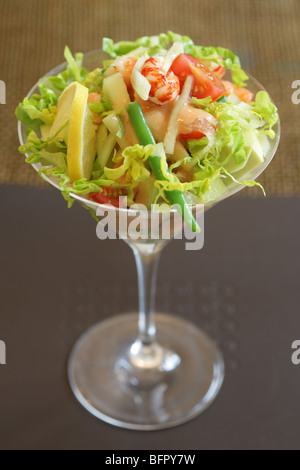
[18,50,280,430]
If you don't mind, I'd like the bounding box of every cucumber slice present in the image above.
[234,133,270,180]
[102,73,130,110]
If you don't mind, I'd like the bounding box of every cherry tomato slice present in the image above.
[180,130,205,140]
[170,53,225,101]
[89,186,126,207]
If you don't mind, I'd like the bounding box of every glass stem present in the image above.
[131,242,164,347]
[119,240,180,383]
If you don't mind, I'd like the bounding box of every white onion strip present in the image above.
[131,55,151,101]
[162,42,184,74]
[163,75,193,155]
[195,128,216,160]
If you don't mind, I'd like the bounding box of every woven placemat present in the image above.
[0,0,299,195]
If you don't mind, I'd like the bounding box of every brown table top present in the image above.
[0,0,300,195]
[0,185,299,450]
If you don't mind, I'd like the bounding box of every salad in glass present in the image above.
[16,31,278,230]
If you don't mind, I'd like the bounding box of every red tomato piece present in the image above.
[170,53,225,101]
[180,130,205,140]
[89,186,127,207]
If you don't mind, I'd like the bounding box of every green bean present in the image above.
[126,101,200,232]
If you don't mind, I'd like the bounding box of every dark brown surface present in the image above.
[0,186,299,450]
[0,0,300,194]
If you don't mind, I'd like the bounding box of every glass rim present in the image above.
[17,49,281,216]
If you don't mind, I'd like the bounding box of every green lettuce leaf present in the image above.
[19,130,67,168]
[26,150,66,169]
[37,47,90,100]
[15,46,90,132]
[64,46,88,83]
[188,137,209,158]
[15,99,56,130]
[88,93,113,117]
[181,95,278,201]
[82,68,104,92]
[191,97,212,107]
[252,91,278,137]
[104,144,153,184]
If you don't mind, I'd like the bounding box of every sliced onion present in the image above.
[163,75,193,155]
[153,142,167,160]
[194,128,216,160]
[131,55,151,101]
[162,42,184,74]
[103,113,127,149]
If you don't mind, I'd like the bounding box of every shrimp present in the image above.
[234,86,253,103]
[141,56,180,105]
[222,80,235,97]
[177,105,217,160]
[106,56,137,91]
[177,104,217,138]
[135,93,217,145]
[222,80,254,103]
[87,92,102,125]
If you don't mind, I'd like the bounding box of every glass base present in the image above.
[68,313,224,430]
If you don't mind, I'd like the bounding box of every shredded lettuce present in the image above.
[88,93,113,117]
[19,130,125,199]
[64,46,88,83]
[82,68,103,92]
[191,97,212,107]
[188,137,209,158]
[103,36,158,58]
[103,31,248,86]
[39,47,89,98]
[15,97,56,130]
[104,144,153,184]
[19,130,154,200]
[251,91,278,137]
[181,95,279,201]
[18,130,67,168]
[16,46,90,132]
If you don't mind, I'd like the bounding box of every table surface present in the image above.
[0,186,299,450]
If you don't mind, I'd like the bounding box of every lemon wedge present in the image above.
[49,82,97,182]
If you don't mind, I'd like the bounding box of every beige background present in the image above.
[0,0,299,195]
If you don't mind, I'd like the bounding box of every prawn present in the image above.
[177,104,217,138]
[87,92,102,125]
[106,56,137,91]
[141,56,180,105]
[222,80,254,103]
